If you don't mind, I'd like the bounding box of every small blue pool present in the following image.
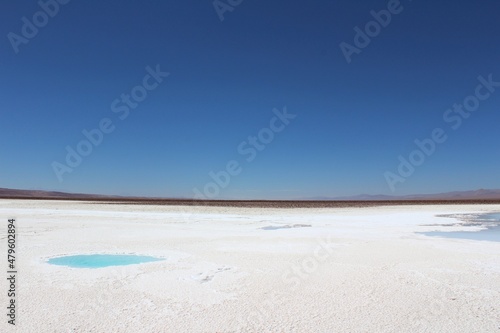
[47,254,163,268]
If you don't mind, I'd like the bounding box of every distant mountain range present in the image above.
[0,188,119,199]
[1,187,500,201]
[310,189,500,201]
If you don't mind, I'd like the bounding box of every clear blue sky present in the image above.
[1,0,499,199]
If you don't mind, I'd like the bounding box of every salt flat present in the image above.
[0,200,499,332]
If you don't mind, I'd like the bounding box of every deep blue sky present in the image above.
[1,0,499,199]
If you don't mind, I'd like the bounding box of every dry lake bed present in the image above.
[0,199,499,332]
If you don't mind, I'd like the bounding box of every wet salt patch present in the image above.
[260,224,312,230]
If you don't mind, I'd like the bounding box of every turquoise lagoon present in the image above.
[47,254,163,268]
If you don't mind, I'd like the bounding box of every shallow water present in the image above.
[485,213,500,220]
[47,254,163,268]
[420,212,500,242]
